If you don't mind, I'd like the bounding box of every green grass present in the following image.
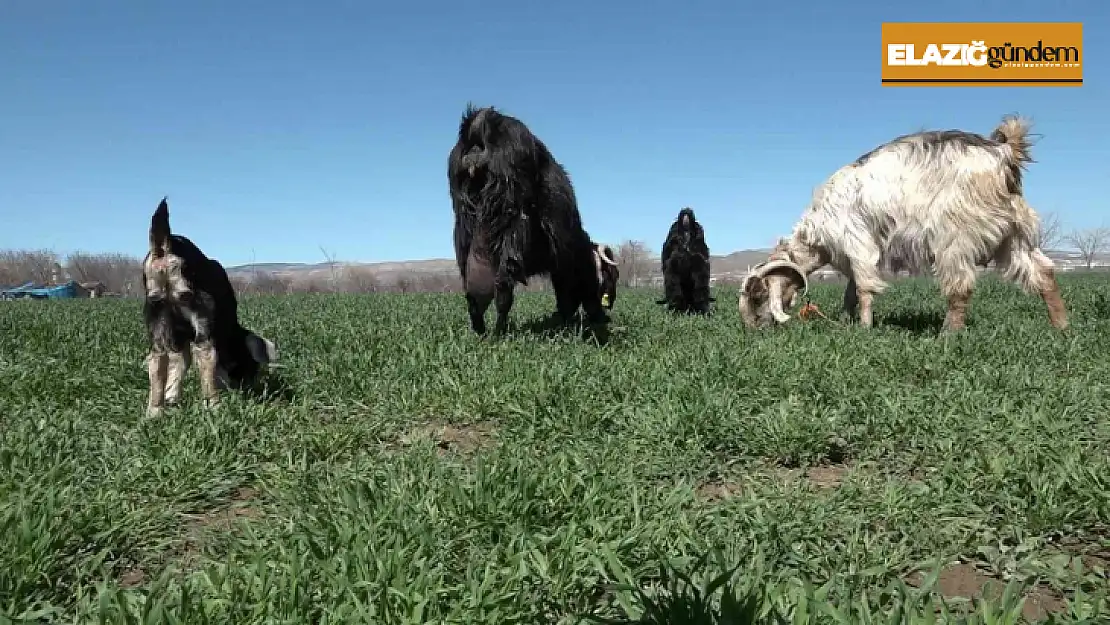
[1,274,1108,624]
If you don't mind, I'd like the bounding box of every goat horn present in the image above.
[752,259,808,325]
[767,281,793,324]
[595,244,618,266]
[754,259,808,296]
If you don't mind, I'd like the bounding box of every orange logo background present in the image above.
[881,22,1083,87]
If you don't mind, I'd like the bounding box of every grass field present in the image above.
[1,274,1108,624]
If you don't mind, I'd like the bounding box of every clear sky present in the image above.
[0,0,1104,266]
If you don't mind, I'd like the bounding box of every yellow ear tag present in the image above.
[601,293,610,307]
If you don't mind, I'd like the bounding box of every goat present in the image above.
[594,243,619,309]
[448,104,616,335]
[141,198,278,415]
[739,114,1068,332]
[657,207,714,314]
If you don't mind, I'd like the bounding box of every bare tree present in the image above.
[341,266,381,293]
[1066,227,1110,270]
[319,245,342,292]
[64,251,142,294]
[415,273,462,293]
[0,250,61,287]
[617,240,653,287]
[1038,211,1064,251]
[248,272,292,295]
[230,276,252,294]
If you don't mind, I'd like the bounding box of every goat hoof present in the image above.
[146,406,164,418]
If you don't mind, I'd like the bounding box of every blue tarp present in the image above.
[0,280,80,299]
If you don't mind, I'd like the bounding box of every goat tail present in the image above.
[990,114,1034,165]
[999,196,1054,294]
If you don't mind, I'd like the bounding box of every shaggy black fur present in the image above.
[143,198,275,390]
[657,207,713,314]
[448,104,610,335]
[594,243,619,310]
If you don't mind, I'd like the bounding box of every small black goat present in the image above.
[657,207,714,314]
[594,242,619,310]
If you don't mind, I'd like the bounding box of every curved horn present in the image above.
[755,259,808,296]
[594,243,618,266]
[754,259,808,324]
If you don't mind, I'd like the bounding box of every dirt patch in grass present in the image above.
[756,458,856,491]
[1050,532,1110,577]
[805,465,849,489]
[1019,587,1069,622]
[695,479,743,502]
[772,464,851,489]
[118,486,265,588]
[182,486,264,537]
[174,486,265,570]
[907,562,1067,622]
[401,420,498,456]
[697,463,850,500]
[1079,551,1109,574]
[118,566,147,589]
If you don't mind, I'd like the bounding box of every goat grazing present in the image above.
[657,207,713,314]
[141,198,278,416]
[739,114,1068,332]
[448,104,616,335]
[595,242,619,310]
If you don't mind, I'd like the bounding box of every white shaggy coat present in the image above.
[740,115,1068,331]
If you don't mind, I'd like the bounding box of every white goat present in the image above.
[739,114,1068,332]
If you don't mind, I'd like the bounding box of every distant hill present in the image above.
[226,248,1096,283]
[226,250,779,281]
[226,258,460,286]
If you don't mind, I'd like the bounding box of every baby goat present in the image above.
[141,198,278,415]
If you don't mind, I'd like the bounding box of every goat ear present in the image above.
[150,197,172,257]
[245,332,278,365]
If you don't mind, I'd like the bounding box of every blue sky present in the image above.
[0,0,1104,266]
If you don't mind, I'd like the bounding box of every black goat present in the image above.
[448,104,616,335]
[595,242,619,310]
[657,207,714,314]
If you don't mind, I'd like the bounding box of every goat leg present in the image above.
[1038,268,1069,330]
[841,277,859,322]
[192,341,220,408]
[942,290,972,332]
[146,350,169,416]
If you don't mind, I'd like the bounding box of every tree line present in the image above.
[1,214,1106,296]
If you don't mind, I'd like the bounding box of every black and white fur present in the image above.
[594,242,619,310]
[141,197,277,415]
